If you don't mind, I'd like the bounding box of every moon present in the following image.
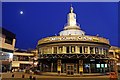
[20,11,23,14]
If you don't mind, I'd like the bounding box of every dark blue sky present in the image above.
[2,2,119,49]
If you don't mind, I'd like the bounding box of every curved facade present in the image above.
[37,6,115,75]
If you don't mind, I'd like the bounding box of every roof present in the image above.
[0,27,16,39]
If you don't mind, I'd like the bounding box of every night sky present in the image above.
[2,2,119,49]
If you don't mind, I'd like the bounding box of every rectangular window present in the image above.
[5,36,13,45]
[96,64,100,68]
[80,46,82,53]
[101,64,104,68]
[66,46,69,53]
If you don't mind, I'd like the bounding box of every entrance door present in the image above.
[66,64,74,75]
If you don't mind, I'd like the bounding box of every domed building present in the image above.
[37,6,116,75]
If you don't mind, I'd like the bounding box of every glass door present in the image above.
[66,64,74,75]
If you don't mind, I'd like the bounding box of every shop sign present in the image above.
[49,36,99,42]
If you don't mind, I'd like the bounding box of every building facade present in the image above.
[109,46,120,72]
[37,6,116,75]
[12,49,36,72]
[0,27,16,72]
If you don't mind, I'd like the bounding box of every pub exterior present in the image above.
[37,6,116,75]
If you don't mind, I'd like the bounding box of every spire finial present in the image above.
[70,4,73,13]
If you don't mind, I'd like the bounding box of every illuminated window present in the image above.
[105,64,107,68]
[96,64,100,68]
[84,46,88,53]
[59,46,63,53]
[80,46,82,53]
[101,64,104,68]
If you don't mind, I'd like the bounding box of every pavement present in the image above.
[0,72,119,80]
[118,73,120,80]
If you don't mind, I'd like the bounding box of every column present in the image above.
[109,60,111,72]
[57,47,59,54]
[102,48,104,55]
[62,46,66,53]
[113,51,116,58]
[69,46,71,53]
[40,62,42,71]
[93,47,95,54]
[99,48,101,54]
[103,64,105,73]
[75,46,79,53]
[51,63,53,72]
[82,46,84,53]
[89,64,91,73]
[88,46,90,54]
[12,39,16,47]
[52,47,54,54]
[57,59,61,75]
[79,60,83,75]
[114,60,118,76]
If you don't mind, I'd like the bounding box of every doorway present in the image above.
[66,64,74,75]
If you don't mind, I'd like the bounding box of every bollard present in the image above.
[29,75,32,80]
[12,74,14,77]
[22,74,25,78]
[33,77,36,80]
[80,72,82,76]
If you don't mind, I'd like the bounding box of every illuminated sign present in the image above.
[49,36,98,41]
